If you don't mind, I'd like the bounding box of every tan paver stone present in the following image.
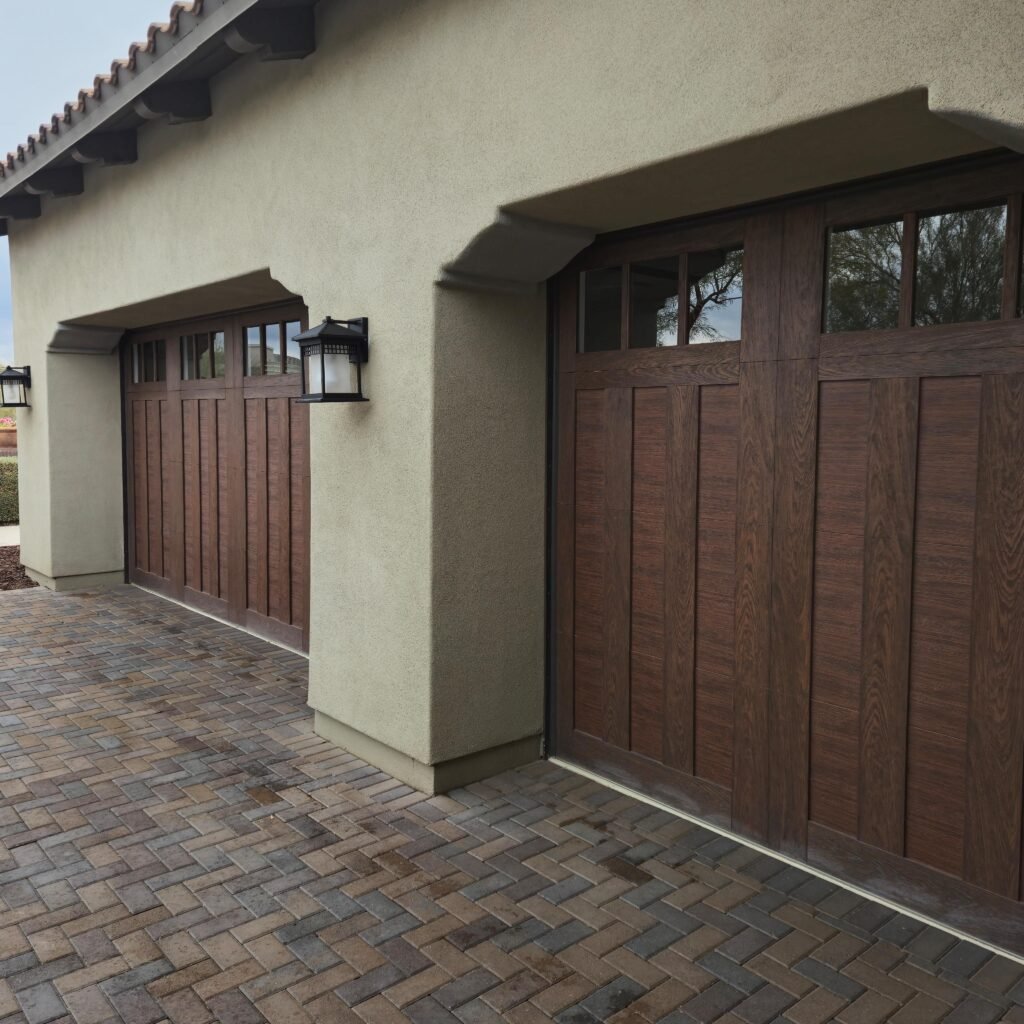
[888,992,953,1023]
[788,987,850,1024]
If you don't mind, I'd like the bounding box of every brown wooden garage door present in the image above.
[553,155,1024,952]
[123,301,310,650]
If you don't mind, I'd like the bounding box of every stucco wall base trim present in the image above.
[25,567,125,592]
[313,710,541,795]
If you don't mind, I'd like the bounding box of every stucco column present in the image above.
[309,283,548,793]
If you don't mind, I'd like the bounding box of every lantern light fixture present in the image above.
[294,317,369,403]
[0,366,31,408]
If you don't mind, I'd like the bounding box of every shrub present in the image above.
[0,459,18,525]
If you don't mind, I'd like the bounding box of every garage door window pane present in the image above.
[133,340,165,383]
[914,203,1006,325]
[196,334,213,379]
[245,326,263,376]
[630,258,679,348]
[265,323,283,374]
[181,337,193,380]
[285,321,302,373]
[578,267,622,352]
[688,247,743,343]
[825,221,903,333]
[211,332,226,378]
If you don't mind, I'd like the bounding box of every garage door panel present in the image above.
[267,397,292,626]
[964,373,1024,898]
[289,399,310,637]
[199,399,220,600]
[146,400,164,579]
[557,165,1024,949]
[131,400,149,576]
[126,306,309,650]
[905,376,980,876]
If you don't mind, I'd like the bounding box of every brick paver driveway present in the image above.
[1,587,1022,1024]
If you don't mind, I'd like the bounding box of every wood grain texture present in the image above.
[858,376,919,855]
[732,361,777,841]
[810,381,870,836]
[554,372,576,752]
[768,359,818,855]
[779,204,825,360]
[740,211,783,362]
[964,373,1024,898]
[146,401,163,578]
[267,397,291,625]
[124,305,309,649]
[905,377,980,877]
[630,388,667,761]
[183,399,200,592]
[694,385,739,790]
[246,398,269,617]
[290,399,310,637]
[573,389,608,740]
[199,399,219,597]
[554,161,1024,937]
[165,395,185,596]
[217,400,229,601]
[664,385,698,773]
[603,387,633,749]
[132,401,148,575]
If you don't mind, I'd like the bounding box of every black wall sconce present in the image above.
[294,317,369,403]
[0,366,31,408]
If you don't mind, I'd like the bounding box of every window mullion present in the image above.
[898,212,918,329]
[1001,194,1022,319]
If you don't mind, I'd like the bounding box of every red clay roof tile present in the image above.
[2,1,206,178]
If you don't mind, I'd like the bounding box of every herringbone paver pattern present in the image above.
[1,587,1022,1024]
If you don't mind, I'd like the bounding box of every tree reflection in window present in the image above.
[687,248,743,343]
[825,221,902,332]
[914,204,1006,325]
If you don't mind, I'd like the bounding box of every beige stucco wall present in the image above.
[6,0,1021,776]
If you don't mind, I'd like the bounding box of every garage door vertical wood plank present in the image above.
[164,393,185,598]
[146,400,164,578]
[858,376,919,855]
[768,204,822,854]
[630,388,667,761]
[732,360,777,842]
[778,204,825,362]
[768,358,818,856]
[664,385,698,774]
[965,372,1024,898]
[555,366,576,752]
[225,389,248,623]
[289,399,310,635]
[268,397,292,626]
[740,211,783,363]
[200,399,219,597]
[184,399,201,593]
[246,398,270,617]
[603,386,633,750]
[694,385,739,789]
[132,401,148,575]
[904,377,981,879]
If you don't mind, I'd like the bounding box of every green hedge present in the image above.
[0,459,18,525]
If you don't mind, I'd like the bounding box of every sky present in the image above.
[0,1,172,365]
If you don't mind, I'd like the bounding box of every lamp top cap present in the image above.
[292,317,367,344]
[0,365,28,380]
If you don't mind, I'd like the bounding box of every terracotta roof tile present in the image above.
[2,1,207,178]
